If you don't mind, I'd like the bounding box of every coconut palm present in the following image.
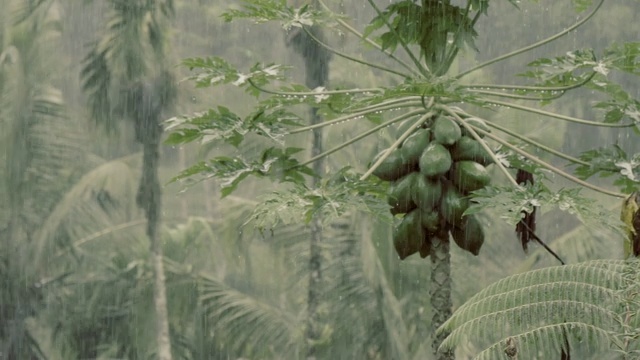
[80,0,177,358]
[0,0,88,357]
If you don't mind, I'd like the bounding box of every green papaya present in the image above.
[401,128,431,166]
[451,161,491,193]
[419,143,452,178]
[371,149,415,181]
[432,116,461,145]
[450,136,493,165]
[451,215,485,255]
[388,173,419,215]
[419,234,432,258]
[396,118,420,138]
[412,175,442,210]
[393,210,424,260]
[460,117,491,138]
[419,207,440,233]
[440,182,470,227]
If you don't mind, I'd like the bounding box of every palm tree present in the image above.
[285,0,333,355]
[80,1,177,358]
[0,0,89,357]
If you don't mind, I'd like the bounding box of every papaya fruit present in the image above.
[396,118,420,138]
[451,215,485,255]
[388,173,418,215]
[412,175,442,210]
[419,143,452,178]
[371,149,415,181]
[451,161,491,193]
[419,234,432,258]
[460,117,491,138]
[450,136,493,166]
[440,182,470,227]
[419,207,440,233]
[432,116,461,145]
[393,210,424,260]
[401,128,431,166]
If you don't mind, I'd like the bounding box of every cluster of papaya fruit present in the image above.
[372,115,492,259]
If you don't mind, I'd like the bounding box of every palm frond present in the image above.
[45,242,158,359]
[198,272,303,357]
[9,0,57,26]
[81,46,113,128]
[439,259,640,358]
[33,159,139,270]
[81,0,175,130]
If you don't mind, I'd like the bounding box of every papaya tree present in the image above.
[166,0,640,358]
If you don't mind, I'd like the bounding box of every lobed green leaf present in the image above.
[168,147,315,197]
[245,167,390,229]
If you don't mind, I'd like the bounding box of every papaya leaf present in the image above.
[222,0,340,30]
[588,77,640,128]
[571,146,640,193]
[164,106,245,146]
[245,167,390,229]
[181,57,240,87]
[364,1,478,59]
[181,57,289,96]
[467,185,624,235]
[518,49,596,85]
[168,147,315,197]
[572,0,594,12]
[469,0,490,15]
[164,105,301,147]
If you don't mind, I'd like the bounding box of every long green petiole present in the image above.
[440,2,483,75]
[481,98,636,128]
[339,96,424,114]
[467,89,565,101]
[248,78,382,97]
[457,113,591,167]
[456,0,605,79]
[365,0,430,77]
[317,0,421,78]
[440,105,519,187]
[462,72,595,92]
[298,109,427,168]
[473,127,625,198]
[302,27,412,79]
[290,101,424,134]
[361,111,435,181]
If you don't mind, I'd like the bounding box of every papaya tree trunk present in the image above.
[430,235,454,359]
[416,1,455,357]
[286,8,331,356]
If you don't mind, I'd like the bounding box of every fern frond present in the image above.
[474,322,613,360]
[439,259,639,358]
[443,300,618,348]
[456,261,626,310]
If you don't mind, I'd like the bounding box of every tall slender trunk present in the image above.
[134,77,172,360]
[178,147,189,218]
[138,128,173,360]
[430,235,453,360]
[415,2,455,357]
[286,8,331,356]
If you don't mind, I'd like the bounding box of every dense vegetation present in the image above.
[1,0,639,359]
